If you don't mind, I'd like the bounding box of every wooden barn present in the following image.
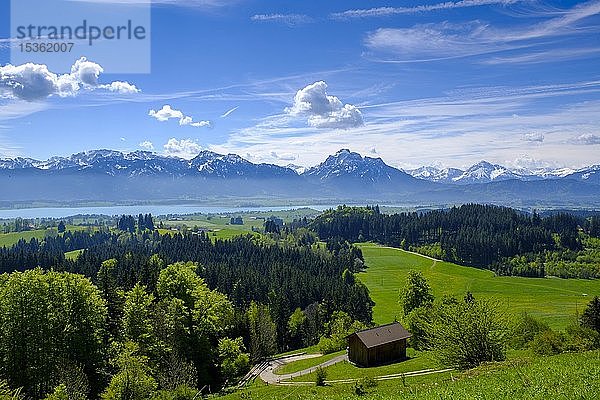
[347,322,412,367]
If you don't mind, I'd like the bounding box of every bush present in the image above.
[530,330,565,356]
[564,323,600,352]
[353,377,377,396]
[150,385,199,400]
[510,312,550,349]
[581,296,600,333]
[317,335,345,354]
[315,367,327,386]
[428,297,508,369]
[405,306,434,350]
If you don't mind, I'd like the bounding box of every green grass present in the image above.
[220,351,600,399]
[0,229,52,246]
[64,249,84,260]
[291,350,437,383]
[0,226,95,247]
[358,244,600,329]
[275,351,345,375]
[209,229,259,241]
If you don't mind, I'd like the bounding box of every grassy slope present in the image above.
[223,351,600,400]
[290,349,437,382]
[275,351,346,375]
[0,226,91,247]
[358,244,600,329]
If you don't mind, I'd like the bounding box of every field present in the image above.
[357,244,600,329]
[222,350,600,399]
[0,225,92,247]
[289,349,438,383]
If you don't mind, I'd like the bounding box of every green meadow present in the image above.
[223,351,600,400]
[357,243,600,329]
[0,225,92,247]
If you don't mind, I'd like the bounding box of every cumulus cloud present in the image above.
[0,57,139,101]
[572,133,600,145]
[163,138,203,159]
[287,81,364,129]
[101,81,140,94]
[139,140,154,150]
[523,132,545,142]
[148,105,211,128]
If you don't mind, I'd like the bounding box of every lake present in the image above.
[0,204,338,219]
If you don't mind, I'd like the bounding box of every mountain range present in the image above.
[0,149,598,207]
[405,161,600,185]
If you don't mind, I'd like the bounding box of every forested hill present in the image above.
[0,229,373,397]
[310,204,600,277]
[0,230,372,326]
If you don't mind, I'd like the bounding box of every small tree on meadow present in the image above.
[315,367,327,386]
[427,296,508,369]
[581,296,600,333]
[400,270,434,315]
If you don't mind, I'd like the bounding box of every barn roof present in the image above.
[349,322,412,349]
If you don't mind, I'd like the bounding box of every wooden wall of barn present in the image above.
[348,336,407,367]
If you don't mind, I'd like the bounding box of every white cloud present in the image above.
[101,81,140,94]
[572,133,600,145]
[163,138,203,159]
[213,80,600,170]
[251,14,314,26]
[523,132,545,142]
[0,57,140,101]
[287,81,364,129]
[149,105,183,121]
[269,151,297,161]
[364,1,600,62]
[331,0,521,19]
[148,105,211,128]
[139,140,154,150]
[221,106,239,118]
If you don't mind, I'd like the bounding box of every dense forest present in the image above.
[310,204,600,278]
[0,222,372,398]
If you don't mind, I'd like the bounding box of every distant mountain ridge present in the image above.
[1,148,598,184]
[405,161,600,185]
[0,149,599,206]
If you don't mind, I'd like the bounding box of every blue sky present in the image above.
[1,0,600,170]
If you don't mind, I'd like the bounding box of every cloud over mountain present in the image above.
[163,138,203,159]
[287,81,364,129]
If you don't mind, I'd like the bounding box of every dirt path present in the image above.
[283,367,454,385]
[255,351,453,386]
[259,353,348,385]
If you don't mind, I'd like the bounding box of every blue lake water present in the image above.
[0,204,338,219]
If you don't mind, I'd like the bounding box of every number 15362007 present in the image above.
[19,42,74,53]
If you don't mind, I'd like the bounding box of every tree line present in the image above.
[310,204,594,277]
[0,225,373,398]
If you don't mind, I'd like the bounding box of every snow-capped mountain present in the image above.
[0,150,296,179]
[565,165,600,184]
[0,157,38,169]
[406,166,464,184]
[452,161,521,184]
[0,149,599,206]
[303,149,413,183]
[190,151,296,179]
[405,160,600,185]
[285,164,308,175]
